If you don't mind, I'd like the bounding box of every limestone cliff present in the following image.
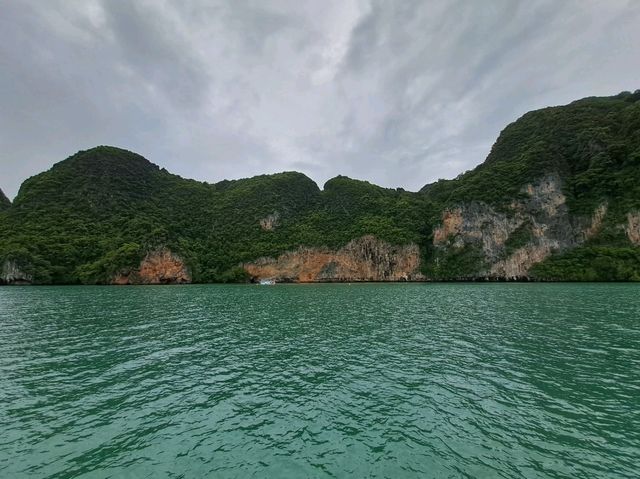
[2,92,639,284]
[1,260,33,285]
[626,212,640,245]
[112,248,191,285]
[244,235,423,282]
[429,175,608,279]
[259,212,280,231]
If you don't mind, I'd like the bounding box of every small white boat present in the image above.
[259,278,276,285]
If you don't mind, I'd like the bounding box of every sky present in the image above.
[1,0,639,199]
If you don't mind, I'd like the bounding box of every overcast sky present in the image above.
[1,0,639,199]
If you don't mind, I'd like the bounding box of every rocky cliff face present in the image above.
[2,93,639,284]
[1,260,33,285]
[112,248,191,285]
[626,212,640,245]
[259,212,280,231]
[244,235,423,282]
[430,175,607,279]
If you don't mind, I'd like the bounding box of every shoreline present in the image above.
[2,279,639,287]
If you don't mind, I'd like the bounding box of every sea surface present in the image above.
[0,283,639,478]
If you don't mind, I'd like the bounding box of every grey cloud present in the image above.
[99,1,211,109]
[1,0,639,199]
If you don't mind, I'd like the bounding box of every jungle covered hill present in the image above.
[1,90,639,284]
[0,189,11,211]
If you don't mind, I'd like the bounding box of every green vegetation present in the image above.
[504,221,533,257]
[0,147,430,283]
[420,90,640,280]
[1,91,639,283]
[531,247,640,281]
[423,244,487,280]
[422,91,640,217]
[0,189,10,211]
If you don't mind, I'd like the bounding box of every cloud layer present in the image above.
[2,0,639,198]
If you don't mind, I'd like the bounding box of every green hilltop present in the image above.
[1,90,639,284]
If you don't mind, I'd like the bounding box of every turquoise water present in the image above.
[1,283,639,478]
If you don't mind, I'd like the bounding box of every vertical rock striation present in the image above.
[430,175,609,279]
[112,248,191,284]
[1,260,33,285]
[244,235,423,282]
[625,212,640,245]
[259,212,280,231]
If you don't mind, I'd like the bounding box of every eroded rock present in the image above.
[113,248,191,285]
[1,260,33,285]
[431,174,608,279]
[625,212,640,245]
[259,212,280,231]
[244,235,424,282]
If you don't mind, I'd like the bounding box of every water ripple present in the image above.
[1,283,639,478]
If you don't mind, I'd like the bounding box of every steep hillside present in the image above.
[1,91,639,284]
[421,90,640,280]
[0,146,325,284]
[0,189,10,211]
